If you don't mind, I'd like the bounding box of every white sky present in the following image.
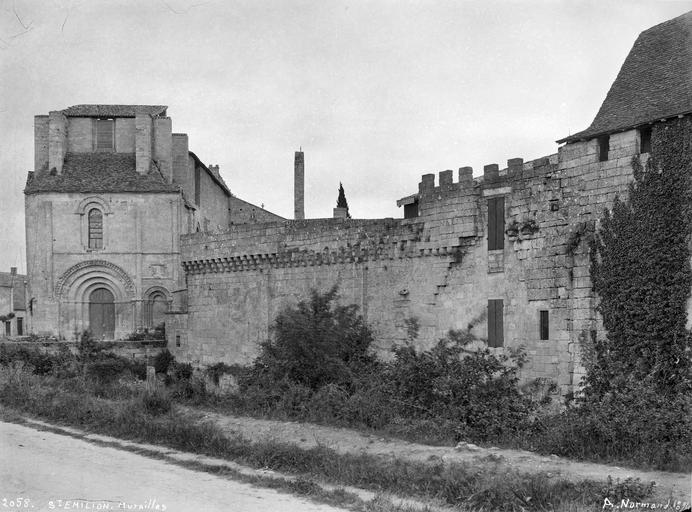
[2,0,691,273]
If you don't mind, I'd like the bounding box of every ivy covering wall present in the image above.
[588,117,692,397]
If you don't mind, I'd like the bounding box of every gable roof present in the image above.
[188,151,232,197]
[61,105,168,118]
[24,153,179,195]
[0,272,27,311]
[558,11,692,143]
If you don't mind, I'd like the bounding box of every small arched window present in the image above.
[88,208,103,249]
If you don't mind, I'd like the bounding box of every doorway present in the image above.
[89,288,115,340]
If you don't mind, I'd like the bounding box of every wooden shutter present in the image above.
[488,299,504,347]
[487,197,505,250]
[539,310,549,340]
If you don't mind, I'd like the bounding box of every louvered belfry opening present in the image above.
[96,118,115,151]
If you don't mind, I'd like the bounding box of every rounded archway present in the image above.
[55,260,136,340]
[146,292,168,329]
[142,286,171,331]
[89,287,115,340]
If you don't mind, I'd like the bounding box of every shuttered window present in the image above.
[488,299,504,347]
[598,135,609,162]
[539,310,549,340]
[487,197,505,250]
[640,126,652,154]
[96,119,115,151]
[88,208,103,249]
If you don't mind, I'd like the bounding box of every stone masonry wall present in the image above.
[176,124,689,394]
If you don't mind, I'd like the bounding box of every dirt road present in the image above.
[0,421,347,512]
[184,407,692,503]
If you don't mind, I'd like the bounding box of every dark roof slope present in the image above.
[188,151,232,197]
[0,272,27,311]
[559,11,692,143]
[24,153,179,195]
[61,105,167,117]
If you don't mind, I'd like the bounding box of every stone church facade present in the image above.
[24,104,281,340]
[24,12,692,394]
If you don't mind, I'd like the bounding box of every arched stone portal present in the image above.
[55,260,136,340]
[143,286,171,330]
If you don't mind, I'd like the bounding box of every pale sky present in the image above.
[2,0,692,273]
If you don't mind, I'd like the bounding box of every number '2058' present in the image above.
[2,497,31,508]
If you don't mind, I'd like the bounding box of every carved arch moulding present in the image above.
[54,260,136,300]
[74,196,112,215]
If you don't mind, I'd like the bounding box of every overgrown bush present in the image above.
[381,332,538,442]
[567,117,692,471]
[244,286,376,391]
[236,291,545,444]
[534,383,692,470]
[77,330,102,361]
[153,349,175,375]
[136,386,172,416]
[0,344,58,376]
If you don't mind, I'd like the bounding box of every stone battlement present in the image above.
[414,154,559,199]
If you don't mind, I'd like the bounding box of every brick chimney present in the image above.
[135,107,153,175]
[294,151,304,220]
[48,111,67,174]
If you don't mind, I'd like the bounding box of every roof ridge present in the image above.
[558,11,692,143]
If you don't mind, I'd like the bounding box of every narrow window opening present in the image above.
[598,135,610,162]
[639,126,652,154]
[96,119,115,151]
[194,167,201,206]
[176,335,181,347]
[404,201,419,219]
[88,208,104,250]
[16,317,23,336]
[539,310,549,340]
[487,299,504,347]
[487,197,505,250]
[4,321,10,336]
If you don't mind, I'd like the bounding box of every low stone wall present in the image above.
[0,338,166,362]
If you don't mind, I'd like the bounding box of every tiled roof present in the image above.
[24,153,179,195]
[558,11,692,143]
[61,105,168,118]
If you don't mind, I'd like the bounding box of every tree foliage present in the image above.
[336,182,351,218]
[248,286,375,389]
[588,118,692,397]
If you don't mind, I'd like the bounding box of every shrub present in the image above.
[205,362,241,385]
[172,361,193,381]
[85,356,128,385]
[136,387,172,416]
[153,349,175,375]
[382,331,538,442]
[77,330,101,361]
[534,382,692,471]
[245,286,376,391]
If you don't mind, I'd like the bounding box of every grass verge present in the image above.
[0,366,655,512]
